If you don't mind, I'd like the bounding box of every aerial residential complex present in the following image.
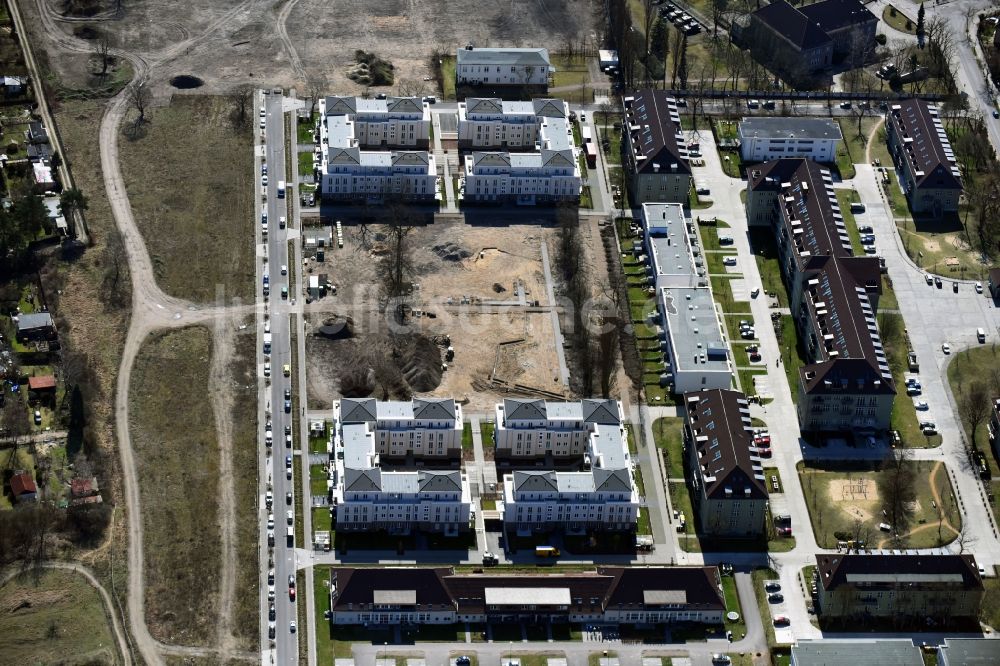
[330,398,471,535]
[747,158,894,434]
[455,45,553,89]
[623,90,692,204]
[326,566,726,625]
[885,99,963,215]
[737,117,843,163]
[460,98,580,204]
[641,203,732,393]
[496,399,640,535]
[683,389,768,538]
[814,553,985,621]
[317,95,438,202]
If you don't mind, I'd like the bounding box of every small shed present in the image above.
[599,49,619,70]
[16,312,56,342]
[70,476,100,498]
[308,275,320,299]
[28,375,56,404]
[10,471,38,503]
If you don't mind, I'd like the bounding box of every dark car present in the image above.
[269,605,276,621]
[768,593,784,603]
[764,582,781,592]
[456,657,471,666]
[286,491,293,505]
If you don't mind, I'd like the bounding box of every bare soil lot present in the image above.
[130,326,220,647]
[304,222,571,412]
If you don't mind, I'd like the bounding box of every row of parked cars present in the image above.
[659,1,703,35]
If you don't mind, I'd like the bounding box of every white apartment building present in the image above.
[493,398,620,460]
[455,45,552,88]
[324,96,431,148]
[318,98,437,203]
[336,397,463,459]
[457,98,568,149]
[331,398,471,535]
[497,399,639,534]
[737,117,842,163]
[462,106,580,205]
[641,203,732,393]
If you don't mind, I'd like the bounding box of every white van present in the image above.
[978,328,986,343]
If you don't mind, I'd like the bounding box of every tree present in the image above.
[916,2,926,47]
[95,35,112,78]
[307,76,327,118]
[711,0,730,36]
[642,0,658,58]
[958,381,990,451]
[101,226,130,309]
[670,28,684,88]
[878,448,916,536]
[229,83,254,128]
[59,188,88,225]
[127,81,151,125]
[598,100,617,132]
[678,36,689,90]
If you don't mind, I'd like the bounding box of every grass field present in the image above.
[749,228,787,308]
[600,126,621,165]
[230,325,259,649]
[984,577,1000,634]
[835,189,865,255]
[653,417,685,479]
[778,314,809,403]
[118,95,254,303]
[0,569,119,665]
[883,4,917,33]
[130,326,220,646]
[551,54,591,91]
[798,460,961,549]
[710,276,751,315]
[881,313,942,448]
[947,346,1000,518]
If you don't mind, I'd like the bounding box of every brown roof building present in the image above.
[747,159,895,435]
[327,566,724,626]
[885,100,962,215]
[815,553,984,624]
[622,91,692,205]
[683,389,768,538]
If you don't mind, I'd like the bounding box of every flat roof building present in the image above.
[640,203,732,394]
[791,640,923,666]
[737,117,842,163]
[937,638,1000,666]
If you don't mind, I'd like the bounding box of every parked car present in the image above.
[768,593,784,603]
[723,256,737,266]
[773,615,790,625]
[764,582,781,592]
[942,342,951,354]
[976,282,984,293]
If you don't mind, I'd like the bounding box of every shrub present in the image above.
[876,33,887,45]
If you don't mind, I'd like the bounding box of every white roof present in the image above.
[484,587,570,605]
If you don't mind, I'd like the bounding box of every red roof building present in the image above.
[10,471,38,502]
[27,375,56,391]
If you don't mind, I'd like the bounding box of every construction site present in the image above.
[304,220,601,413]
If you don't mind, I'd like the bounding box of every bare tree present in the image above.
[958,381,991,450]
[307,76,328,118]
[596,312,620,398]
[101,225,130,309]
[127,81,151,126]
[95,35,112,79]
[229,83,254,128]
[642,0,658,58]
[878,448,916,536]
[396,79,428,98]
[711,0,730,36]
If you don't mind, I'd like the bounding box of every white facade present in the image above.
[640,203,732,393]
[737,117,842,163]
[458,98,568,149]
[462,105,580,205]
[455,46,552,87]
[318,97,437,203]
[331,398,471,535]
[323,96,430,148]
[498,400,639,534]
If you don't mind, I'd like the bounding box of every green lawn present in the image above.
[298,150,314,177]
[721,575,747,636]
[439,55,456,99]
[798,460,961,549]
[738,369,767,396]
[883,170,910,218]
[778,315,809,404]
[462,422,473,451]
[297,115,317,144]
[600,126,621,165]
[984,577,1000,635]
[481,422,495,447]
[689,185,712,210]
[653,417,686,479]
[669,481,697,549]
[706,250,739,275]
[749,228,787,308]
[832,139,857,180]
[311,464,329,495]
[711,276,751,314]
[313,506,333,532]
[551,54,591,91]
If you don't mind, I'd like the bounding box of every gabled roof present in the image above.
[330,568,455,611]
[540,150,574,168]
[324,96,358,115]
[581,399,621,425]
[512,470,558,492]
[465,98,504,114]
[503,398,547,421]
[417,470,462,492]
[472,152,512,168]
[28,375,56,390]
[887,99,962,190]
[344,467,381,492]
[816,553,983,591]
[392,151,429,166]
[603,567,723,610]
[456,47,551,67]
[752,0,832,51]
[327,147,362,165]
[592,468,632,493]
[340,398,377,423]
[623,90,690,176]
[532,99,566,118]
[10,472,37,496]
[685,389,767,500]
[412,398,456,420]
[387,97,423,113]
